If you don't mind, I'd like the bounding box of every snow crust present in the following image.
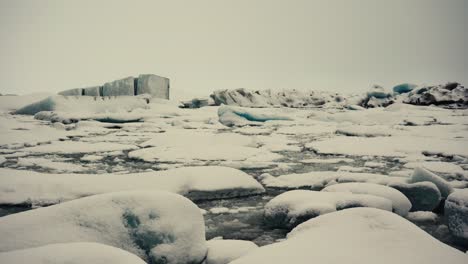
[323,182,411,216]
[0,191,207,264]
[231,208,468,264]
[0,242,147,264]
[0,166,265,205]
[264,190,392,229]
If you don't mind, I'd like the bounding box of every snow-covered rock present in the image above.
[0,242,147,264]
[0,191,207,264]
[0,166,265,205]
[445,189,468,240]
[205,239,258,264]
[404,82,468,106]
[231,208,468,264]
[217,105,291,127]
[388,182,441,211]
[264,190,392,229]
[409,167,454,199]
[322,182,411,216]
[102,77,135,96]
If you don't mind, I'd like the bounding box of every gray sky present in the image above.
[1,0,467,100]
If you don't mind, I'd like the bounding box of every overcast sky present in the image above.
[1,0,467,99]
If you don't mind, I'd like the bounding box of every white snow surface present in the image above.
[322,182,412,216]
[264,190,392,228]
[0,166,265,205]
[0,191,207,264]
[205,239,258,264]
[231,208,468,264]
[0,242,147,264]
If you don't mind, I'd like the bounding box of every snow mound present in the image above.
[409,167,454,199]
[0,191,207,264]
[403,82,468,106]
[205,239,258,264]
[322,182,411,216]
[217,105,291,127]
[264,190,392,229]
[0,166,265,205]
[445,189,468,240]
[0,242,146,264]
[231,208,468,264]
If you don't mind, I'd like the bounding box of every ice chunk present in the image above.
[136,74,170,99]
[388,182,441,211]
[322,182,411,216]
[231,208,468,264]
[445,189,468,240]
[205,239,258,264]
[0,166,265,205]
[218,105,292,127]
[0,242,146,264]
[264,190,392,229]
[393,83,417,94]
[102,77,135,96]
[409,167,454,199]
[0,191,207,264]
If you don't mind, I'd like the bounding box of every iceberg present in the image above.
[393,83,417,94]
[218,105,292,127]
[102,77,135,96]
[0,191,207,264]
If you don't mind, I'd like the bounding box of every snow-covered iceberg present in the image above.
[322,182,411,216]
[0,242,147,264]
[0,191,207,264]
[264,190,392,229]
[231,208,468,264]
[0,166,265,206]
[403,82,468,106]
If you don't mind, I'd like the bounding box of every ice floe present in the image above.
[231,208,468,264]
[0,166,265,205]
[0,191,206,264]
